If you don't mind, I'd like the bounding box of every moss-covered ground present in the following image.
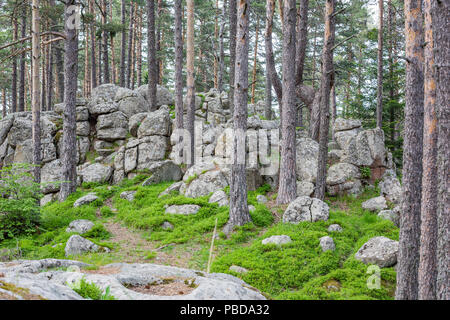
[0,175,398,300]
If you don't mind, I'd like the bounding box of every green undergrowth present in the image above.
[211,188,399,300]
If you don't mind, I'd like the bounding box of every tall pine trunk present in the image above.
[315,0,336,201]
[120,0,126,87]
[418,0,438,300]
[228,0,237,114]
[376,0,384,128]
[59,2,79,201]
[432,0,449,301]
[31,0,41,184]
[90,0,97,89]
[174,0,183,162]
[276,0,297,205]
[265,0,282,105]
[226,0,251,233]
[250,16,259,104]
[218,0,226,92]
[186,0,195,166]
[102,0,110,83]
[18,11,27,112]
[147,0,157,110]
[12,18,18,113]
[126,1,134,88]
[396,0,424,300]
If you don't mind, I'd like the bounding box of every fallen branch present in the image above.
[0,31,66,51]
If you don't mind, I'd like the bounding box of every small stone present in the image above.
[229,265,249,274]
[65,235,100,257]
[327,224,343,232]
[120,191,137,202]
[66,220,94,234]
[73,193,98,207]
[165,204,201,215]
[161,221,174,230]
[355,236,399,268]
[262,235,292,246]
[256,195,268,204]
[319,236,336,252]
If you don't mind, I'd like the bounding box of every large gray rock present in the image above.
[158,181,184,198]
[79,163,113,184]
[379,169,402,204]
[137,108,171,137]
[209,190,229,207]
[262,235,292,246]
[65,235,100,257]
[355,236,399,268]
[41,159,64,194]
[137,136,169,167]
[66,220,95,234]
[73,193,98,207]
[341,128,387,167]
[115,87,148,117]
[297,181,315,197]
[283,196,329,224]
[96,111,128,141]
[165,204,201,215]
[362,196,388,212]
[335,129,360,152]
[326,162,362,196]
[136,84,175,107]
[128,113,148,137]
[181,169,229,198]
[140,161,183,185]
[378,209,399,227]
[296,138,319,182]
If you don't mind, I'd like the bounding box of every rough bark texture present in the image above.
[18,11,27,112]
[147,0,157,111]
[11,18,18,113]
[265,0,282,105]
[418,0,438,300]
[251,17,260,104]
[228,0,237,114]
[90,0,97,89]
[376,0,383,128]
[226,0,251,233]
[276,0,297,205]
[295,0,309,85]
[174,0,184,161]
[186,0,195,166]
[315,0,335,201]
[396,0,424,300]
[432,0,449,301]
[265,69,272,120]
[120,0,126,87]
[102,0,110,84]
[59,2,79,201]
[127,1,135,88]
[218,0,226,92]
[31,0,41,184]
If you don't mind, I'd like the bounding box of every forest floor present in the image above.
[0,175,399,300]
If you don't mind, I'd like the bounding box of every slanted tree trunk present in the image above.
[418,0,438,300]
[251,16,260,104]
[396,0,424,300]
[2,89,6,117]
[120,0,126,87]
[59,2,79,201]
[228,0,237,114]
[265,0,282,105]
[226,0,251,233]
[276,0,297,205]
[315,0,336,201]
[18,11,27,112]
[186,0,195,166]
[432,0,449,301]
[31,0,41,184]
[147,0,157,110]
[295,0,309,85]
[265,72,272,120]
[376,0,384,128]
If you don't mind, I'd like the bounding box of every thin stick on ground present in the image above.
[207,218,218,274]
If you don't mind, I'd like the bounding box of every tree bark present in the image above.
[31,0,41,184]
[127,1,135,88]
[376,0,384,128]
[276,0,297,205]
[396,0,424,300]
[147,0,157,110]
[295,0,309,85]
[388,0,395,143]
[418,0,438,300]
[432,0,449,301]
[12,18,18,113]
[251,16,260,104]
[265,0,282,105]
[186,0,195,166]
[18,11,27,112]
[59,1,79,201]
[90,0,97,89]
[228,0,237,114]
[102,0,110,84]
[120,0,126,87]
[174,0,184,162]
[315,0,335,201]
[226,0,251,233]
[218,0,226,92]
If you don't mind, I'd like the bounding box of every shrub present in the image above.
[69,277,116,300]
[0,164,42,240]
